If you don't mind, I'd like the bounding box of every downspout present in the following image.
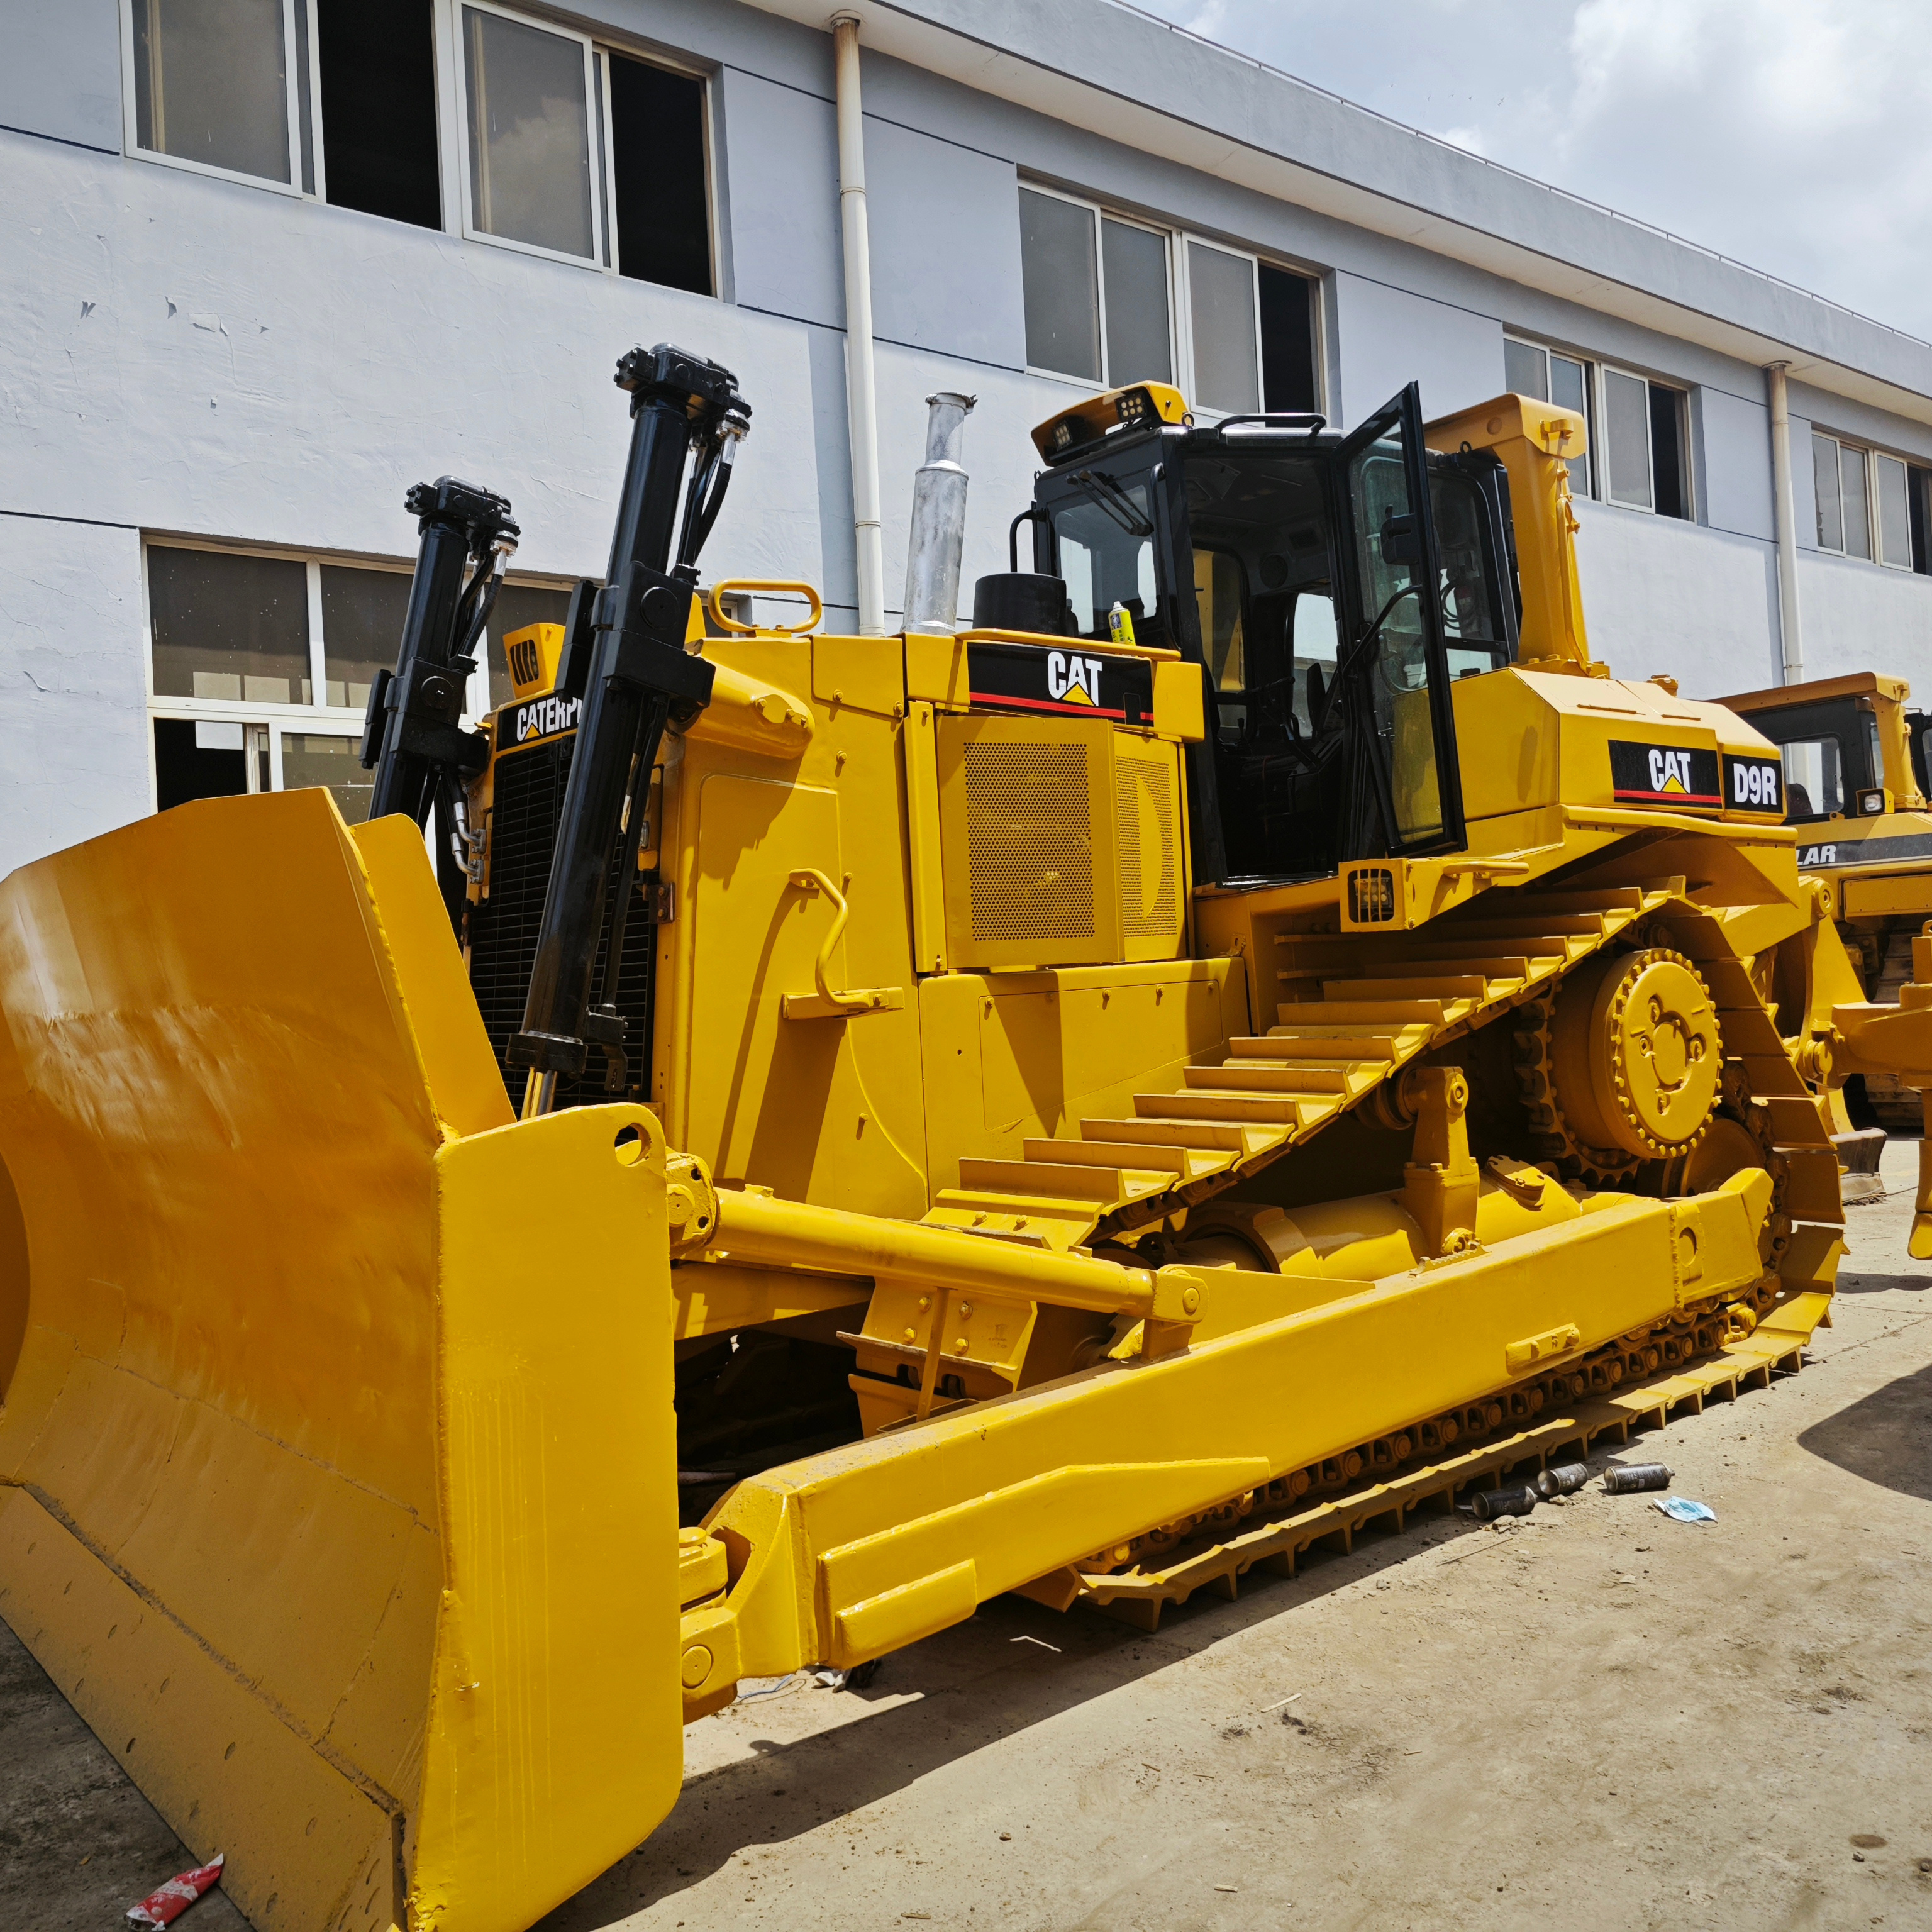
[832,14,886,635]
[1766,362,1804,684]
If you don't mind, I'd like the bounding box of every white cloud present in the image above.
[1130,0,1932,340]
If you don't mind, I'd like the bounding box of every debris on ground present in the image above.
[736,1674,804,1700]
[1651,1496,1718,1523]
[1602,1462,1673,1494]
[1464,1483,1538,1520]
[1535,1462,1589,1499]
[806,1660,881,1692]
[126,1855,224,1928]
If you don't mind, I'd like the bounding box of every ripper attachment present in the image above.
[361,475,519,931]
[509,343,751,1115]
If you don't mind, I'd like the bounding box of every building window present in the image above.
[128,0,306,189]
[314,0,441,229]
[1909,464,1932,575]
[125,1,716,292]
[1019,186,1319,416]
[1814,435,1929,571]
[1875,452,1913,570]
[145,541,569,816]
[1599,365,1690,519]
[458,2,600,263]
[1814,433,1872,560]
[1185,239,1258,416]
[149,546,314,703]
[1503,336,1593,494]
[608,52,711,294]
[1259,264,1319,416]
[1020,186,1170,389]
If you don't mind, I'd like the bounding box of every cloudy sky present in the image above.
[1134,0,1931,341]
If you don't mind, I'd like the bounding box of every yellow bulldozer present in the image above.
[0,354,1865,1932]
[1714,669,1932,1245]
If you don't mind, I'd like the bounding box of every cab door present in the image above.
[1331,383,1467,857]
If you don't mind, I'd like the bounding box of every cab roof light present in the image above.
[1031,380,1191,462]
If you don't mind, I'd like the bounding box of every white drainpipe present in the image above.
[832,14,886,636]
[1766,362,1804,684]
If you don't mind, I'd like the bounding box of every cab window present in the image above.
[1430,469,1511,677]
[1782,738,1845,819]
[1046,473,1162,643]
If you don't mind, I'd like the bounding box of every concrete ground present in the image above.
[6,1142,1932,1932]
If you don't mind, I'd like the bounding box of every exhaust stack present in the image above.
[902,390,975,634]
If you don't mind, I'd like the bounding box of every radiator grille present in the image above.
[961,740,1096,942]
[1116,750,1178,940]
[467,734,655,1111]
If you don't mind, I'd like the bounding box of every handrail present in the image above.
[707,579,824,635]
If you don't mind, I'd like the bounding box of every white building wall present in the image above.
[1571,503,1783,697]
[1797,552,1932,684]
[0,514,148,875]
[1331,274,1504,430]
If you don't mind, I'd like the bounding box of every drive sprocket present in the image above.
[1514,944,1723,1184]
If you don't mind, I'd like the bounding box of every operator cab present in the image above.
[1718,672,1922,823]
[982,380,1519,887]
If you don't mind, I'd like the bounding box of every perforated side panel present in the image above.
[1116,749,1179,941]
[961,740,1096,943]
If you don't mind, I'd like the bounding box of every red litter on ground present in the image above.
[127,1853,225,1927]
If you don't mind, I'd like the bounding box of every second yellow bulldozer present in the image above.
[0,357,1851,1932]
[1711,668,1932,1245]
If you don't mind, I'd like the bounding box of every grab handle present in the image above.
[781,869,904,1020]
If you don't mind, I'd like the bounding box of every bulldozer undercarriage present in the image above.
[1043,1294,1818,1631]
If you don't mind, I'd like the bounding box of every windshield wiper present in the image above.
[1069,469,1154,537]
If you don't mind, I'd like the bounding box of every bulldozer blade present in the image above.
[0,793,684,1932]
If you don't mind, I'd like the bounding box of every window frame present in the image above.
[446,0,609,271]
[1594,361,1692,521]
[118,0,755,303]
[1813,433,1929,571]
[1175,231,1266,423]
[1813,431,1882,562]
[1596,362,1657,513]
[1257,257,1326,419]
[297,0,325,199]
[597,38,723,296]
[1875,449,1916,572]
[1019,182,1177,394]
[121,0,311,197]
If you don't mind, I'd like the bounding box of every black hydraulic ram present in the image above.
[360,476,519,933]
[508,343,750,1117]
